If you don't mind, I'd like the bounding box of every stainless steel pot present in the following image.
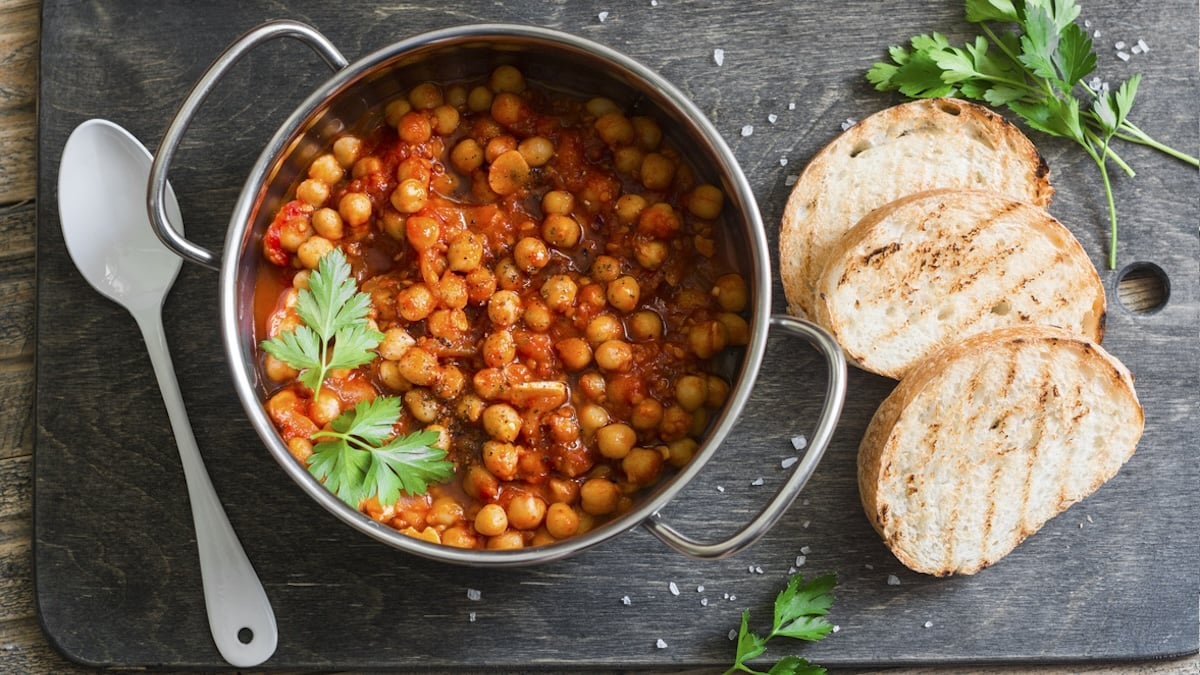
[147,20,846,566]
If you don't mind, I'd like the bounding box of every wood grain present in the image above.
[5,0,1199,672]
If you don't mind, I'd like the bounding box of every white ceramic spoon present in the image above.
[57,119,277,668]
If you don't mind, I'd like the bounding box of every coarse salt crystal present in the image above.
[1117,51,1130,61]
[840,118,856,131]
[741,124,754,137]
[751,477,764,486]
[865,563,874,570]
[1084,19,1092,27]
[1137,38,1149,52]
[622,595,632,606]
[791,435,808,450]
[1114,40,1126,49]
[788,102,796,110]
[923,620,934,628]
[701,597,709,606]
[728,629,738,640]
[697,585,705,592]
[802,520,810,529]
[779,157,788,167]
[651,0,658,5]
[748,565,755,573]
[656,638,668,649]
[833,625,841,633]
[1131,44,1143,55]
[469,611,476,622]
[729,594,737,601]
[755,566,764,574]
[717,485,725,493]
[800,546,811,555]
[598,11,610,22]
[467,588,482,601]
[768,113,778,124]
[1087,515,1094,523]
[782,456,799,469]
[785,175,798,186]
[795,555,807,567]
[887,574,901,586]
[669,581,680,596]
[724,592,730,600]
[788,566,797,574]
[713,48,725,66]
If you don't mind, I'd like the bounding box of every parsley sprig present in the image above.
[866,0,1199,269]
[309,398,454,508]
[260,248,454,507]
[726,573,836,675]
[261,247,383,395]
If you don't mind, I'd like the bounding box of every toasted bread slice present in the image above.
[813,189,1106,380]
[780,98,1053,319]
[857,326,1143,576]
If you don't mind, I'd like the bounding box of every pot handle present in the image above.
[642,314,847,559]
[148,20,349,270]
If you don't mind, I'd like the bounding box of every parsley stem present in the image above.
[1082,140,1120,269]
[311,429,374,453]
[1082,126,1135,177]
[1116,124,1200,167]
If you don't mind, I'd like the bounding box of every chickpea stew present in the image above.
[256,64,751,551]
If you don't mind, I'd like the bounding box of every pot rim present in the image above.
[217,22,772,566]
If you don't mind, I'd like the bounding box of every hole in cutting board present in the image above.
[238,627,254,644]
[1116,261,1169,314]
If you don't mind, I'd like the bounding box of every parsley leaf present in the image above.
[261,248,384,394]
[725,573,836,675]
[309,398,454,507]
[865,0,1199,269]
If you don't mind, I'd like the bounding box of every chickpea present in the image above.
[632,116,663,150]
[408,82,444,110]
[513,237,550,273]
[523,301,552,332]
[427,308,469,339]
[296,235,334,269]
[427,496,464,528]
[687,183,725,220]
[287,436,314,463]
[636,202,681,238]
[311,207,344,240]
[579,371,607,401]
[338,192,372,227]
[486,531,525,550]
[463,464,500,500]
[490,65,526,93]
[277,215,311,252]
[630,398,664,431]
[594,339,633,372]
[546,410,581,443]
[396,283,436,321]
[296,178,330,207]
[590,255,622,283]
[433,364,466,400]
[545,502,580,539]
[577,404,610,437]
[667,438,699,468]
[540,274,578,313]
[483,329,516,367]
[634,239,668,270]
[614,194,647,225]
[431,104,460,136]
[613,146,644,176]
[506,493,548,530]
[291,270,311,290]
[580,477,620,515]
[541,190,574,216]
[353,155,383,179]
[606,276,641,313]
[622,447,664,486]
[455,393,486,423]
[494,257,523,291]
[398,110,433,144]
[264,353,298,382]
[482,440,519,481]
[332,136,362,168]
[405,215,440,250]
[485,135,518,162]
[380,210,405,241]
[379,327,416,361]
[445,84,468,107]
[595,111,635,146]
[397,156,432,184]
[451,138,485,174]
[556,337,593,371]
[487,290,523,326]
[690,408,709,437]
[488,149,531,196]
[718,312,751,346]
[465,267,497,304]
[640,152,677,191]
[384,97,413,127]
[518,136,555,167]
[474,503,508,537]
[378,359,411,392]
[675,374,709,412]
[541,213,581,249]
[397,347,439,387]
[595,423,636,459]
[688,319,729,359]
[467,85,493,112]
[706,375,731,408]
[659,405,692,442]
[483,403,522,442]
[491,92,525,127]
[391,178,428,213]
[445,232,483,273]
[308,153,343,185]
[586,96,620,117]
[442,526,478,549]
[713,273,749,312]
[404,388,441,423]
[626,310,663,341]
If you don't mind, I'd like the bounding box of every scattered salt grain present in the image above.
[1093,29,1102,38]
[751,477,765,486]
[728,629,738,640]
[781,456,799,469]
[832,625,841,633]
[701,597,709,607]
[1084,19,1091,27]
[730,594,737,601]
[1114,40,1127,49]
[802,520,811,529]
[788,566,797,574]
[767,113,778,124]
[713,48,725,66]
[697,585,705,592]
[717,485,725,493]
[1088,76,1103,90]
[865,563,874,570]
[1137,38,1149,52]
[1117,51,1130,61]
[741,124,754,137]
[598,11,610,22]
[788,101,796,110]
[887,574,901,586]
[755,565,765,574]
[622,595,632,606]
[800,545,811,554]
[840,118,857,131]
[656,638,668,649]
[785,175,798,186]
[651,0,659,5]
[669,581,680,596]
[469,611,477,622]
[923,620,934,629]
[1131,44,1143,55]
[1087,515,1094,523]
[467,588,482,601]
[724,592,730,600]
[779,157,788,167]
[795,555,807,567]
[791,435,808,451]
[748,564,755,573]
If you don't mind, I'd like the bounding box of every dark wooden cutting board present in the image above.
[34,0,1198,669]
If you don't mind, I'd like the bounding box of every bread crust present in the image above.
[813,189,1106,379]
[857,326,1142,576]
[780,98,1053,320]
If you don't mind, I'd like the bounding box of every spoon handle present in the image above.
[133,307,278,668]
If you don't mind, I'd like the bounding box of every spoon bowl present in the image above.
[57,118,277,668]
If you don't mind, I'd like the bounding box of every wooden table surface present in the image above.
[2,0,1196,672]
